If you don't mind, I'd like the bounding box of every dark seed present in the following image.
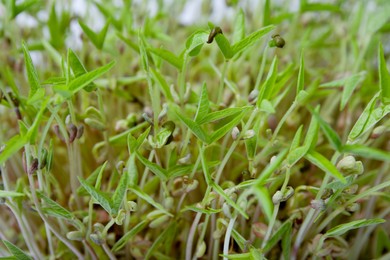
[207,27,223,44]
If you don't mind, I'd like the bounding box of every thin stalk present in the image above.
[102,242,117,260]
[262,167,291,248]
[27,173,83,259]
[5,202,44,259]
[186,212,202,260]
[223,216,237,260]
[292,173,331,260]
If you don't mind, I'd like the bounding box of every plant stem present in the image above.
[223,216,237,260]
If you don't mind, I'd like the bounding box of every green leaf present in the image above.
[22,42,40,98]
[252,185,273,221]
[127,154,138,187]
[150,68,174,101]
[26,98,49,143]
[77,162,108,196]
[263,220,292,252]
[257,57,278,107]
[231,25,275,55]
[78,19,110,49]
[185,30,209,57]
[233,9,245,43]
[112,219,148,252]
[306,150,346,183]
[2,240,32,260]
[301,3,341,13]
[37,191,74,220]
[127,127,150,153]
[296,50,305,95]
[342,145,390,161]
[194,83,210,124]
[259,99,275,113]
[198,106,251,125]
[68,60,115,94]
[0,135,28,165]
[174,109,209,143]
[378,43,390,104]
[341,72,367,110]
[263,0,271,26]
[326,175,355,190]
[290,125,303,152]
[214,33,234,60]
[111,171,129,215]
[78,177,112,215]
[309,108,342,151]
[135,152,168,180]
[321,72,366,110]
[145,221,176,259]
[68,48,96,92]
[181,205,222,215]
[245,135,257,160]
[0,190,25,198]
[348,93,390,142]
[256,149,288,185]
[302,110,320,150]
[282,220,292,260]
[129,187,171,216]
[325,218,385,237]
[149,47,183,70]
[212,182,248,219]
[209,109,249,143]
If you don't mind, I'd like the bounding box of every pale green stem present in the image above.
[223,216,237,260]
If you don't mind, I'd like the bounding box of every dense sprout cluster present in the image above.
[0,1,389,259]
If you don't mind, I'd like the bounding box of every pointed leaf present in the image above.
[175,109,209,143]
[209,109,249,143]
[296,50,305,95]
[263,220,292,252]
[325,218,385,237]
[22,42,40,98]
[37,191,74,220]
[186,30,209,57]
[233,9,245,43]
[2,240,32,260]
[112,219,148,252]
[342,144,390,161]
[0,190,25,198]
[78,177,112,214]
[231,25,275,55]
[111,171,129,215]
[77,162,108,196]
[68,60,115,93]
[194,82,210,123]
[198,106,251,125]
[68,48,96,92]
[255,149,289,186]
[257,57,278,107]
[135,152,168,180]
[129,187,171,215]
[306,150,346,183]
[0,135,28,165]
[149,47,183,70]
[215,33,234,59]
[378,43,390,104]
[310,108,342,151]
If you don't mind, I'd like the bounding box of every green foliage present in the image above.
[0,1,389,259]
